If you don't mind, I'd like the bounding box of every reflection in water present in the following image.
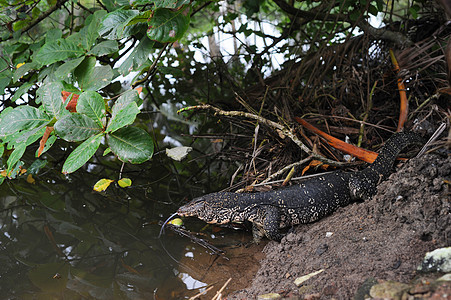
[0,147,258,299]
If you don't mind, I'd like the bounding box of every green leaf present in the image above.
[147,8,190,43]
[107,127,154,164]
[0,60,12,95]
[76,91,107,127]
[107,102,140,133]
[74,57,113,91]
[131,0,189,8]
[88,40,118,56]
[55,57,85,80]
[118,37,153,76]
[37,81,66,119]
[54,113,103,142]
[11,82,33,102]
[13,62,37,83]
[99,10,140,40]
[35,38,85,66]
[7,143,26,172]
[0,106,50,138]
[62,133,103,174]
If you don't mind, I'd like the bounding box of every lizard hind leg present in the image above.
[262,206,283,242]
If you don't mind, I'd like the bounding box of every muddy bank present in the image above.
[229,152,450,299]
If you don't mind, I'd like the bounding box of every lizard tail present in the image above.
[349,132,424,200]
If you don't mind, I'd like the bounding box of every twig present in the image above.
[178,104,349,167]
[131,43,170,88]
[1,0,69,42]
[416,123,447,158]
[212,278,232,300]
[189,285,214,300]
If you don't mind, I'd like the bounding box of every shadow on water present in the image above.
[0,137,261,299]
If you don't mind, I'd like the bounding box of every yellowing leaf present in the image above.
[93,178,114,192]
[16,62,25,69]
[168,218,183,226]
[118,178,132,188]
[26,174,35,184]
[0,170,7,177]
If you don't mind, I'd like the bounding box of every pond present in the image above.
[0,139,262,299]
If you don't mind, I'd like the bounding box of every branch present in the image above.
[272,0,413,46]
[1,0,69,42]
[178,104,350,167]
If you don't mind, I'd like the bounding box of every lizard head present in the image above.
[177,193,242,224]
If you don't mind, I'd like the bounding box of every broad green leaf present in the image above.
[75,57,113,91]
[118,37,153,75]
[99,10,140,40]
[88,40,118,56]
[0,62,11,95]
[45,28,62,43]
[131,0,189,8]
[76,91,106,127]
[14,123,46,146]
[106,102,140,133]
[13,62,37,82]
[37,81,66,119]
[118,177,131,188]
[7,143,26,172]
[147,8,190,43]
[35,39,85,66]
[93,178,114,192]
[55,57,85,80]
[107,126,153,164]
[11,82,33,102]
[0,106,50,138]
[62,133,103,174]
[54,113,103,142]
[80,10,107,50]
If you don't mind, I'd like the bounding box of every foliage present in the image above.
[0,0,439,182]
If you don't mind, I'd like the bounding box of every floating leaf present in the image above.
[117,178,131,188]
[168,218,183,226]
[166,146,192,161]
[93,178,115,192]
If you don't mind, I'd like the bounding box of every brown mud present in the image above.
[220,152,451,299]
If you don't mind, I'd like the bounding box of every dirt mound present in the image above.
[229,152,450,299]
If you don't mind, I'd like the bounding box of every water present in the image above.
[0,145,257,299]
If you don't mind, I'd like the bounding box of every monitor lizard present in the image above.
[177,132,423,243]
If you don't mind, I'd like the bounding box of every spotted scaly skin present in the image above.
[177,132,423,243]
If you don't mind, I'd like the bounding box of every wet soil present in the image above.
[227,152,450,299]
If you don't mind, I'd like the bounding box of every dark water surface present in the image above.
[0,148,255,299]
